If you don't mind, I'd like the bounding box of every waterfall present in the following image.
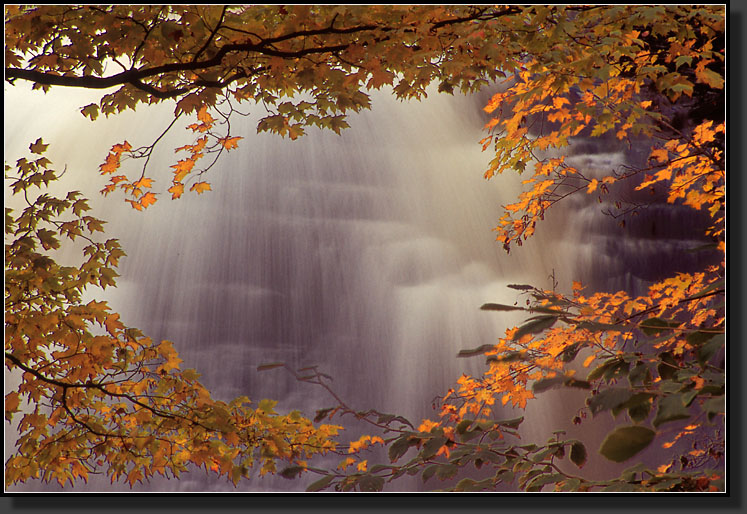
[5,83,715,492]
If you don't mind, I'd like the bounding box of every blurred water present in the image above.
[4,83,716,492]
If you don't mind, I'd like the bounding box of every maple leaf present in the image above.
[132,177,153,189]
[196,106,215,126]
[168,183,184,199]
[112,141,132,153]
[140,192,157,208]
[190,181,212,194]
[171,158,195,182]
[219,136,242,150]
[99,153,121,175]
[80,103,100,121]
[175,93,202,115]
[5,392,21,421]
[126,199,144,210]
[29,138,48,154]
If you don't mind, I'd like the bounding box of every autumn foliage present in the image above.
[5,5,725,492]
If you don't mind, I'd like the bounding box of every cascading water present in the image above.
[5,82,715,492]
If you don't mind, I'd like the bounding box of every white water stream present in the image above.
[5,82,714,492]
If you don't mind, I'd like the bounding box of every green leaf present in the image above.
[306,474,335,492]
[496,416,524,429]
[257,398,278,413]
[457,344,496,358]
[702,397,725,420]
[588,388,634,417]
[587,357,628,381]
[686,330,716,347]
[278,465,305,479]
[357,475,384,492]
[674,55,693,69]
[657,352,678,380]
[456,419,473,435]
[507,284,534,291]
[388,435,414,463]
[559,477,582,491]
[570,441,587,468]
[480,303,525,312]
[697,334,724,365]
[313,407,335,423]
[436,464,459,480]
[628,362,652,386]
[532,376,566,393]
[639,317,681,336]
[80,103,100,121]
[422,464,439,482]
[526,473,564,492]
[485,351,524,364]
[531,374,590,394]
[599,426,656,463]
[653,394,691,428]
[559,341,584,362]
[512,315,558,341]
[625,394,654,423]
[421,436,447,459]
[454,477,492,492]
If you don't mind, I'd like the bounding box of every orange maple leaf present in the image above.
[196,106,215,126]
[132,177,153,189]
[99,153,121,175]
[168,183,184,199]
[126,199,143,211]
[140,192,157,208]
[171,158,195,182]
[111,141,132,153]
[219,136,243,150]
[190,181,211,194]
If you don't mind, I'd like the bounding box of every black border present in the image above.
[3,3,741,513]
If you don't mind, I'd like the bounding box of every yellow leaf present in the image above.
[99,153,121,175]
[171,158,195,182]
[219,136,243,150]
[337,457,355,470]
[112,141,132,153]
[126,199,144,211]
[190,181,211,194]
[5,392,20,420]
[140,192,157,208]
[168,183,184,199]
[196,106,215,126]
[133,177,153,189]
